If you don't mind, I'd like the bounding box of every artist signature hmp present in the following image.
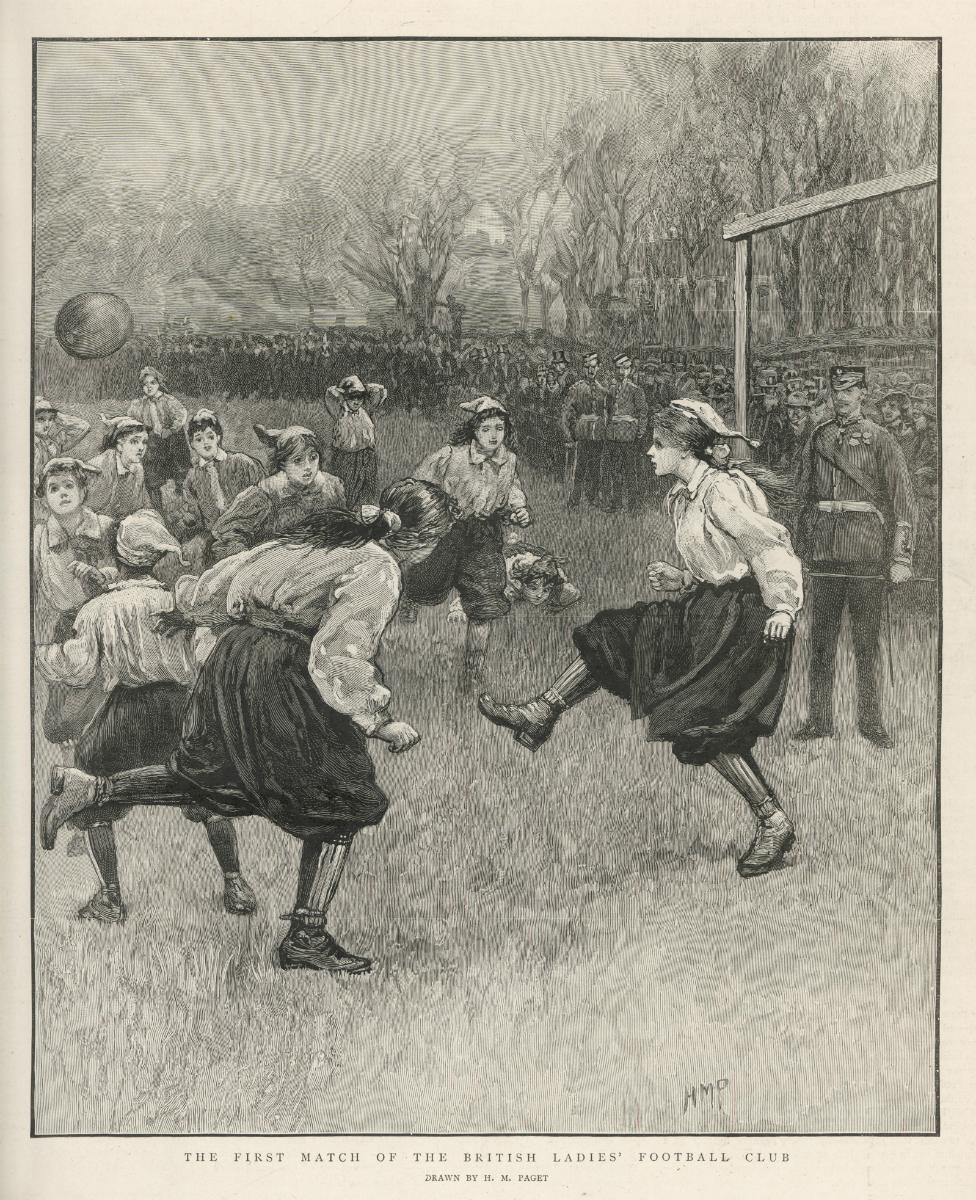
[683,1078,729,1113]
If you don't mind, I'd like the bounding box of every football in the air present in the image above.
[55,292,134,359]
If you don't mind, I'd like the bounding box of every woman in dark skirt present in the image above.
[400,396,532,680]
[478,398,804,879]
[127,366,192,513]
[36,509,258,924]
[42,480,457,973]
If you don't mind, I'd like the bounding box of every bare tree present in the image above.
[342,137,476,333]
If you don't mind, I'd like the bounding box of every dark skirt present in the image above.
[144,430,192,492]
[171,624,389,841]
[329,446,378,509]
[402,514,510,623]
[573,578,792,765]
[72,681,189,829]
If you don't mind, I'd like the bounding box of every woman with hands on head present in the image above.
[478,398,804,880]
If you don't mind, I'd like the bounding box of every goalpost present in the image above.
[722,162,939,448]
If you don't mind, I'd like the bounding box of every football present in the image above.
[55,292,134,359]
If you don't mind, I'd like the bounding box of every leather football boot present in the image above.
[42,766,101,850]
[223,873,258,915]
[477,692,560,752]
[77,885,127,925]
[277,926,373,974]
[737,816,797,878]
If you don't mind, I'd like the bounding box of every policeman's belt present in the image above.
[816,500,884,522]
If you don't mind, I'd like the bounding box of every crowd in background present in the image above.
[146,324,937,522]
[35,321,939,561]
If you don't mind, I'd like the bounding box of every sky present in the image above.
[37,41,638,206]
[35,38,937,328]
[37,39,937,232]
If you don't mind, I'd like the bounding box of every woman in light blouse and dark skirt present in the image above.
[478,398,804,879]
[41,480,457,974]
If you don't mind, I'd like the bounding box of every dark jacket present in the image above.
[797,416,916,567]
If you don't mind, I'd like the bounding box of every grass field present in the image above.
[32,386,938,1135]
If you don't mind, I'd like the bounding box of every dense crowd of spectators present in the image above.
[150,325,934,505]
[40,322,937,563]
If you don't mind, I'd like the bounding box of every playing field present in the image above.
[32,397,938,1135]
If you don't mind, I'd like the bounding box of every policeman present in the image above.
[602,353,649,512]
[562,352,607,509]
[794,366,916,748]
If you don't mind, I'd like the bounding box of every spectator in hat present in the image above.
[794,365,916,748]
[33,397,91,491]
[401,396,531,680]
[85,416,155,523]
[879,391,911,441]
[562,352,607,510]
[782,392,816,488]
[543,350,577,473]
[210,425,345,561]
[322,375,388,508]
[127,365,191,512]
[602,353,649,512]
[901,384,937,502]
[35,508,257,926]
[751,383,790,470]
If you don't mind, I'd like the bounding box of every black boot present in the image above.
[78,885,127,924]
[477,693,562,751]
[711,753,797,878]
[736,813,797,878]
[223,873,258,914]
[42,767,101,850]
[277,914,373,974]
[859,722,895,749]
[276,837,371,973]
[478,657,598,752]
[792,719,834,741]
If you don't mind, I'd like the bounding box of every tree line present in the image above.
[35,42,937,345]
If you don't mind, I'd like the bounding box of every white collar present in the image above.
[193,447,228,466]
[46,508,103,549]
[669,459,713,503]
[108,576,168,592]
[115,452,139,477]
[468,441,511,466]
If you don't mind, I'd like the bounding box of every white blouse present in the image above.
[174,540,402,733]
[415,443,527,520]
[667,463,803,618]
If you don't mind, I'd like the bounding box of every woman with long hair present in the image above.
[478,398,804,879]
[209,425,345,560]
[41,480,457,974]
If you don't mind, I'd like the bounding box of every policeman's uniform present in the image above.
[602,354,648,512]
[562,355,607,507]
[795,366,916,745]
